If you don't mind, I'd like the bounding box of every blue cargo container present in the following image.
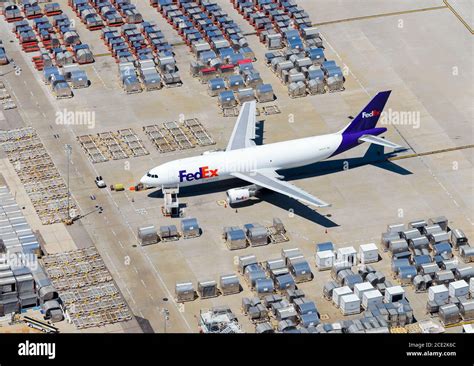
[316,241,334,252]
[307,47,325,62]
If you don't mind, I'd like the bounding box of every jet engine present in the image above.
[226,186,258,205]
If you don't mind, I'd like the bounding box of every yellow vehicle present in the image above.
[111,183,125,191]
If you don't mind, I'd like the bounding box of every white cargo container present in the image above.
[387,223,404,234]
[421,263,439,275]
[470,278,474,296]
[336,246,357,265]
[354,282,374,299]
[340,294,361,315]
[449,280,469,298]
[428,284,449,303]
[332,286,352,308]
[384,285,405,303]
[315,250,334,271]
[362,289,384,309]
[359,243,379,264]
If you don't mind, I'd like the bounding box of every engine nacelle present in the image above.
[226,188,251,204]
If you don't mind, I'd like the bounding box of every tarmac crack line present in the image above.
[443,0,474,34]
[312,5,448,26]
[389,144,474,161]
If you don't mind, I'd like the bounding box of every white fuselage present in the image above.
[140,133,343,188]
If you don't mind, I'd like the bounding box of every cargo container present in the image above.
[432,241,452,258]
[409,236,430,250]
[449,280,469,298]
[323,281,338,300]
[340,294,361,315]
[398,266,417,285]
[435,270,455,285]
[224,227,247,250]
[389,239,408,255]
[300,312,320,328]
[175,282,195,302]
[256,322,274,333]
[217,90,237,108]
[408,219,427,232]
[455,266,474,281]
[315,250,334,271]
[421,263,440,276]
[275,305,298,322]
[51,77,73,99]
[362,289,384,309]
[181,218,200,238]
[413,255,432,270]
[459,245,474,263]
[316,241,334,252]
[197,280,218,299]
[387,223,405,234]
[450,228,468,249]
[137,225,158,246]
[392,258,410,275]
[423,224,443,235]
[358,243,378,264]
[332,286,352,308]
[274,274,295,292]
[245,224,268,247]
[288,81,306,98]
[384,286,405,303]
[428,284,449,303]
[460,299,474,320]
[255,278,274,297]
[245,264,266,288]
[207,77,226,97]
[429,216,448,231]
[401,229,421,240]
[237,254,257,274]
[354,282,374,299]
[335,247,356,265]
[255,83,274,102]
[288,258,312,283]
[439,304,460,325]
[219,274,240,296]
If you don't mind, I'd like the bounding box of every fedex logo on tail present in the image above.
[362,110,381,119]
[179,166,218,182]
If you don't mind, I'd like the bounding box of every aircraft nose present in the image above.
[140,175,149,185]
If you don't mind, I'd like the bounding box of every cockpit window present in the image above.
[146,172,158,179]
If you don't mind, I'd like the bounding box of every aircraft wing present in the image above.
[226,101,257,151]
[231,169,331,208]
[358,134,404,150]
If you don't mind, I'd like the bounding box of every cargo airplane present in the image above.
[140,91,403,207]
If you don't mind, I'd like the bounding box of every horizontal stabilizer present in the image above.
[358,134,404,150]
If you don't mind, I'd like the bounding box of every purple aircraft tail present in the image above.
[342,90,391,134]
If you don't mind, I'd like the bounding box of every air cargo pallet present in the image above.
[107,21,124,27]
[6,16,24,23]
[22,43,40,52]
[77,59,94,65]
[45,11,62,17]
[87,24,104,31]
[26,14,44,20]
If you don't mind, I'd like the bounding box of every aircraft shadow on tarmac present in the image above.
[147,142,412,228]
